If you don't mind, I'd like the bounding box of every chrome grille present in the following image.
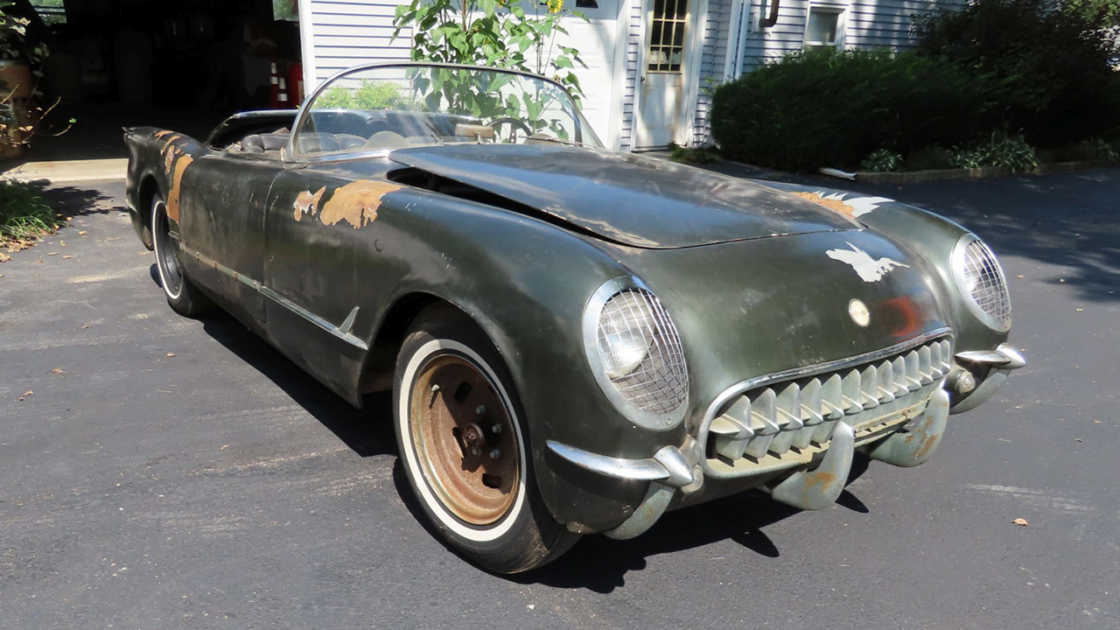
[706,337,952,473]
[596,289,688,414]
[961,239,1011,327]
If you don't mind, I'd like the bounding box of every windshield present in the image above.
[292,64,603,157]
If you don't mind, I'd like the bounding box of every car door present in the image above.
[177,151,283,324]
[260,165,400,404]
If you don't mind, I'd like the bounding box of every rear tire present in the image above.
[393,305,579,573]
[151,192,210,317]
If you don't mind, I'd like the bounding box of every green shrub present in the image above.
[906,145,954,170]
[709,49,1000,171]
[860,148,903,172]
[669,143,720,165]
[915,0,1120,146]
[0,180,60,253]
[950,132,1039,172]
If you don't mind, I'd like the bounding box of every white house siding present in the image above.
[618,0,644,152]
[689,0,724,146]
[299,0,626,149]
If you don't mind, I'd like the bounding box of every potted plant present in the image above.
[1,0,51,159]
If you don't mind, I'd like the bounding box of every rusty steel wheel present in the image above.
[410,354,520,526]
[394,305,579,573]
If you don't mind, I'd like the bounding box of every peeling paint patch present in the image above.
[293,187,327,221]
[791,191,894,218]
[153,130,174,139]
[826,242,909,282]
[318,180,401,229]
[166,155,194,222]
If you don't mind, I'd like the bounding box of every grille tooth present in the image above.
[770,384,803,455]
[860,365,880,408]
[939,340,953,372]
[794,379,823,449]
[743,389,779,458]
[918,345,933,384]
[930,342,943,376]
[876,361,896,403]
[820,374,844,419]
[892,357,908,393]
[904,350,923,390]
[712,397,753,460]
[840,369,864,414]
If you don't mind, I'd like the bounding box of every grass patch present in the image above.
[0,180,63,261]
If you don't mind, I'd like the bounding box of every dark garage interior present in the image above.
[6,0,303,160]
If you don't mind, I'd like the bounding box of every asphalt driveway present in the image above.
[1,168,1117,629]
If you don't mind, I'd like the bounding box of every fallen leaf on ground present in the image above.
[220,444,230,451]
[78,231,88,236]
[62,255,72,260]
[0,253,8,262]
[1094,420,1102,424]
[65,216,73,221]
[47,252,58,256]
[51,368,65,375]
[1076,308,1084,312]
[1016,275,1024,279]
[60,241,66,247]
[166,352,176,358]
[81,324,90,329]
[137,251,150,256]
[1013,518,1029,526]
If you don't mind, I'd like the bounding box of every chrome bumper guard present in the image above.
[548,339,1024,537]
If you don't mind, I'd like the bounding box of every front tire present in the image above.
[151,192,210,317]
[393,306,578,573]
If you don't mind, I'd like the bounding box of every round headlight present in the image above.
[584,278,689,428]
[952,234,1012,332]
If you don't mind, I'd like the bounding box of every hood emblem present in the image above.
[849,299,871,327]
[826,242,909,282]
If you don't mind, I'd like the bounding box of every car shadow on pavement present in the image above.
[196,309,397,458]
[515,456,875,593]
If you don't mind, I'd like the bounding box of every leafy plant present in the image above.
[314,80,417,110]
[0,0,48,65]
[950,131,1039,172]
[392,0,588,99]
[669,143,720,165]
[0,180,61,257]
[860,148,903,172]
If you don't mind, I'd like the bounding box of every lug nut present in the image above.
[489,448,501,459]
[491,424,502,435]
[475,405,486,415]
[470,447,481,456]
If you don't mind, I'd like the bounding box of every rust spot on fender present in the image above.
[318,180,401,229]
[154,130,174,139]
[166,155,194,222]
[163,145,178,173]
[294,187,327,221]
[791,191,857,217]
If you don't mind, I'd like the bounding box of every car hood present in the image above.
[387,144,859,249]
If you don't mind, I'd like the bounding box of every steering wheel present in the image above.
[489,117,534,143]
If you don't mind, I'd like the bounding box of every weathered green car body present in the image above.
[124,67,1022,540]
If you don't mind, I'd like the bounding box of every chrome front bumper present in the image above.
[547,340,1025,538]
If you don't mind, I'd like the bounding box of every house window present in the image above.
[647,0,689,72]
[804,6,844,49]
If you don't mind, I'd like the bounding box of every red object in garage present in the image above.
[288,63,304,106]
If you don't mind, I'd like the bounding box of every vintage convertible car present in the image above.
[124,62,1025,573]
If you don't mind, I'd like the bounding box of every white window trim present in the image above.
[803,3,848,50]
